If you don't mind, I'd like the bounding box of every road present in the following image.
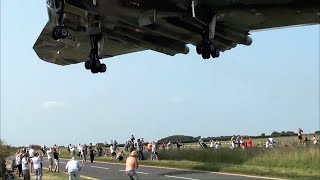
[39,158,278,180]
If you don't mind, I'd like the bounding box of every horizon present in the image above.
[3,129,320,147]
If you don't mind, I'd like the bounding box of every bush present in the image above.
[0,140,11,179]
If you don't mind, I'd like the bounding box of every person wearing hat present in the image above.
[65,157,81,180]
[126,151,139,180]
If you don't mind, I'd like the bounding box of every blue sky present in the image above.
[1,1,319,147]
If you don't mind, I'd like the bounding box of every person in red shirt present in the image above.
[247,138,253,148]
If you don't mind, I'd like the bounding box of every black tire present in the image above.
[211,49,220,58]
[91,67,99,74]
[202,50,210,59]
[52,29,59,40]
[57,26,68,39]
[99,64,107,73]
[196,45,202,55]
[94,60,101,68]
[85,61,91,70]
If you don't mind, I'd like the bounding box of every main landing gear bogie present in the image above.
[197,28,220,60]
[85,60,107,74]
[197,42,220,60]
[85,34,107,74]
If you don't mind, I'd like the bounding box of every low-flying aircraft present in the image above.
[33,0,319,74]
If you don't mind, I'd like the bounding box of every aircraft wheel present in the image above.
[94,60,101,68]
[99,64,107,73]
[58,26,68,39]
[211,49,220,58]
[91,67,99,74]
[52,30,59,41]
[196,45,202,55]
[202,50,210,59]
[85,61,91,70]
[54,26,68,39]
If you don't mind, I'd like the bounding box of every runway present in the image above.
[41,158,277,180]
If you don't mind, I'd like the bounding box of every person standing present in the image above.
[21,154,30,180]
[31,152,42,180]
[28,147,35,173]
[53,148,60,172]
[131,135,135,144]
[15,150,23,177]
[89,143,96,163]
[312,135,317,145]
[65,157,81,180]
[81,146,87,164]
[136,139,144,160]
[46,148,54,172]
[298,128,303,145]
[125,151,139,180]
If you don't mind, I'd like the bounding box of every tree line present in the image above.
[157,130,320,143]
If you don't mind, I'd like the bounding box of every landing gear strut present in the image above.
[85,34,107,74]
[52,0,69,40]
[196,28,220,59]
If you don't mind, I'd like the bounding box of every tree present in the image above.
[261,133,266,137]
[315,131,320,134]
[271,131,280,137]
[286,131,296,136]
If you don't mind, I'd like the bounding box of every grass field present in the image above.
[57,143,320,179]
[181,135,320,149]
[9,135,318,179]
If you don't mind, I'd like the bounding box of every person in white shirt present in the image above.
[46,148,54,172]
[31,152,42,180]
[209,140,214,148]
[77,144,82,157]
[151,142,158,161]
[312,135,317,145]
[70,145,76,157]
[22,153,30,180]
[65,157,81,180]
[28,147,35,173]
[110,145,116,160]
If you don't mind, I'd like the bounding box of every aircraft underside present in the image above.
[33,0,320,74]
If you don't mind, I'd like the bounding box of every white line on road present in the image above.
[164,175,199,180]
[91,166,110,170]
[118,170,149,175]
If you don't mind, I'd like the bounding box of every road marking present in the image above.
[118,170,149,175]
[91,166,110,170]
[42,167,98,180]
[60,158,284,180]
[164,175,199,180]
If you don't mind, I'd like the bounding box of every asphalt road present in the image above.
[39,158,277,180]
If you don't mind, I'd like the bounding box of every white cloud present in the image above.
[41,100,65,109]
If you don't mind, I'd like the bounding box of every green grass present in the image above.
[57,145,320,179]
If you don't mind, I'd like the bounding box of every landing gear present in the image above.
[52,25,68,40]
[52,0,68,40]
[196,29,220,60]
[85,34,107,74]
